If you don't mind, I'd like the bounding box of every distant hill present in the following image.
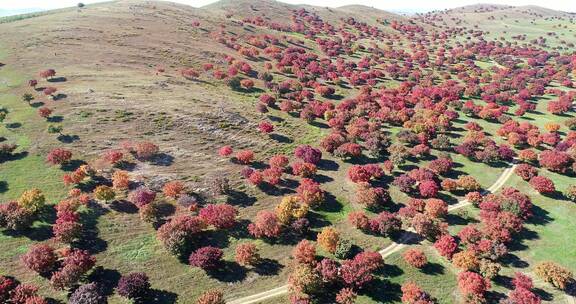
[441,3,572,18]
[0,8,43,17]
[203,0,406,26]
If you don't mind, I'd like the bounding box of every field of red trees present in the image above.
[0,1,575,303]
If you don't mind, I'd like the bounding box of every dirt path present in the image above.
[227,163,517,304]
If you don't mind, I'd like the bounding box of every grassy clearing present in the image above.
[506,172,576,272]
[0,47,71,301]
[356,245,458,304]
[0,7,574,304]
[0,91,66,203]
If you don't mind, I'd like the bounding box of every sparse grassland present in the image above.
[0,1,575,304]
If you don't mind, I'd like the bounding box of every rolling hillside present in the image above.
[0,1,575,304]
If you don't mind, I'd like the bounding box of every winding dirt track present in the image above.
[227,164,517,304]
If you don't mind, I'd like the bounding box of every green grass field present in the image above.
[0,4,576,303]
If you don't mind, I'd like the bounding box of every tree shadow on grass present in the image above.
[445,213,473,226]
[258,183,292,197]
[0,181,7,193]
[269,133,292,143]
[75,201,109,254]
[533,287,554,301]
[499,253,529,268]
[317,159,339,171]
[422,262,445,275]
[398,163,419,172]
[28,222,55,241]
[308,213,332,230]
[47,116,63,123]
[391,230,422,245]
[362,278,402,303]
[61,159,87,172]
[116,161,137,171]
[227,219,252,239]
[87,266,121,296]
[75,177,110,194]
[485,290,507,303]
[53,93,67,101]
[57,134,80,143]
[150,153,174,167]
[506,227,539,252]
[309,120,329,129]
[442,169,467,180]
[267,115,284,122]
[247,160,267,170]
[437,192,459,205]
[156,201,176,218]
[252,258,283,276]
[279,178,299,189]
[138,289,178,304]
[30,101,44,108]
[4,222,54,241]
[542,190,566,201]
[109,200,138,214]
[328,93,344,100]
[485,161,508,169]
[493,274,514,289]
[227,189,257,207]
[207,261,247,283]
[5,122,21,129]
[381,263,404,278]
[346,154,379,165]
[313,173,334,184]
[199,229,230,249]
[316,192,343,214]
[47,77,67,83]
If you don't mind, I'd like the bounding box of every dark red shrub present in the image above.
[514,164,538,181]
[236,150,254,164]
[0,276,17,301]
[20,244,57,275]
[539,150,571,173]
[248,210,281,238]
[292,240,316,265]
[340,251,383,288]
[258,121,274,134]
[38,107,52,119]
[102,150,124,165]
[129,187,156,208]
[199,203,238,229]
[428,157,453,175]
[46,148,72,165]
[419,180,439,198]
[218,146,233,157]
[434,234,458,259]
[294,145,322,164]
[157,215,207,256]
[292,162,317,177]
[393,174,416,193]
[296,178,324,207]
[369,211,401,236]
[133,141,159,160]
[458,271,490,296]
[529,176,555,193]
[248,170,264,186]
[189,247,223,269]
[69,283,106,304]
[403,249,428,268]
[269,154,289,169]
[117,272,150,300]
[347,211,370,230]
